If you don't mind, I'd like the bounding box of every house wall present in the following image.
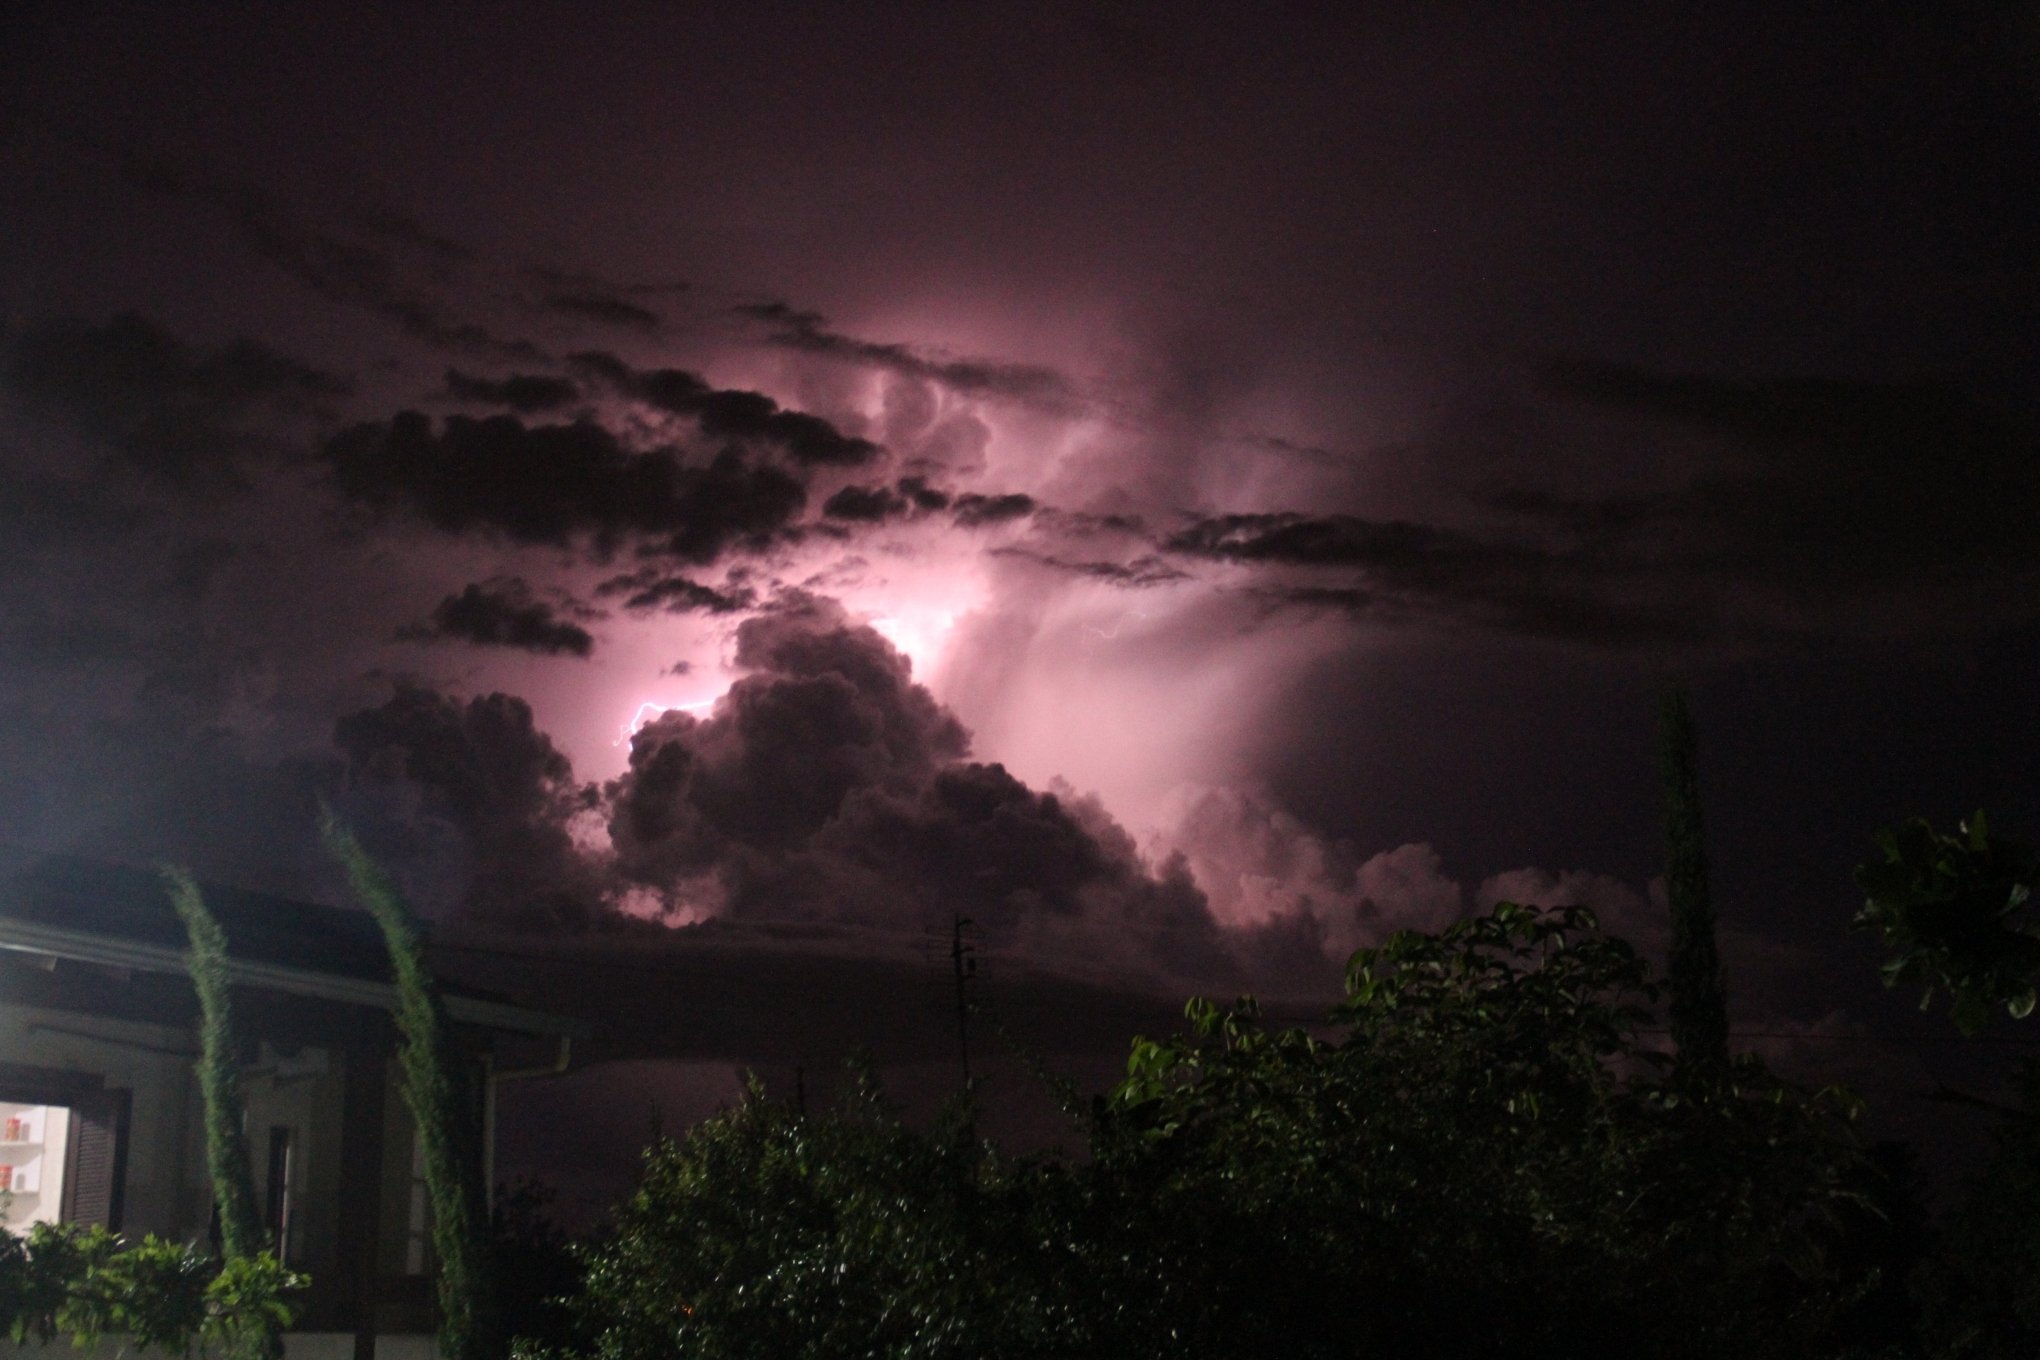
[238,1039,351,1280]
[0,997,364,1258]
[0,947,554,1360]
[0,997,202,1239]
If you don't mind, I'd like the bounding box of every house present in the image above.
[0,847,580,1360]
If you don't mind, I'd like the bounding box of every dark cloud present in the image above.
[524,265,688,301]
[334,686,601,929]
[1035,509,1149,538]
[594,568,755,615]
[1168,358,2040,648]
[897,476,952,511]
[119,152,542,361]
[736,300,1085,412]
[1537,361,2019,469]
[602,594,1231,974]
[951,492,1036,527]
[992,547,1187,587]
[1167,511,1712,645]
[608,596,970,878]
[6,312,349,480]
[322,411,807,562]
[407,578,597,657]
[822,477,968,522]
[1524,364,2038,556]
[822,484,909,522]
[355,207,474,266]
[0,661,345,904]
[1236,433,1349,467]
[541,293,662,331]
[443,368,581,413]
[1165,513,1467,567]
[570,351,879,466]
[1495,363,2040,635]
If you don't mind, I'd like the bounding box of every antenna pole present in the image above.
[951,913,976,1090]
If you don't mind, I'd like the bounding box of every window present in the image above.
[0,1102,71,1228]
[264,1125,297,1262]
[0,1082,126,1231]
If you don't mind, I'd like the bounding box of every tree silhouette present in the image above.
[323,815,501,1360]
[164,867,285,1360]
[1659,689,1728,1068]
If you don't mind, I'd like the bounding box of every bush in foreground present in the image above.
[546,904,1881,1360]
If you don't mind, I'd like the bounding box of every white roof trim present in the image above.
[0,917,583,1037]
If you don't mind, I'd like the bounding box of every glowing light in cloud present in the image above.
[867,608,956,677]
[615,695,718,745]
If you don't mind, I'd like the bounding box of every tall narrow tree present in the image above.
[163,866,286,1360]
[1658,688,1729,1069]
[322,813,501,1360]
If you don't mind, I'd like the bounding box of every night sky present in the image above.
[4,4,2038,1206]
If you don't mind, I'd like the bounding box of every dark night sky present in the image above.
[3,3,2038,1203]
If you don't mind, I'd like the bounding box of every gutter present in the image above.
[0,917,587,1039]
[481,1034,574,1190]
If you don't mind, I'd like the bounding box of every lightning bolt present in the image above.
[1082,609,1153,641]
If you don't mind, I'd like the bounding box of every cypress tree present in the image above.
[1658,688,1729,1069]
[322,813,501,1360]
[163,866,286,1360]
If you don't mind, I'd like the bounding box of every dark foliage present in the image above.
[1660,688,1728,1067]
[325,816,501,1360]
[1915,1063,2040,1357]
[1855,812,2040,1034]
[1857,812,2040,1355]
[0,1223,300,1355]
[543,905,1875,1360]
[163,867,286,1360]
[492,1180,583,1355]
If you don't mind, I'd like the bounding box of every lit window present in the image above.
[264,1126,298,1262]
[0,1102,71,1228]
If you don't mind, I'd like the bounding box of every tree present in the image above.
[1100,903,1870,1359]
[1855,811,2040,1034]
[1856,812,2040,1355]
[559,1071,1081,1360]
[324,814,502,1360]
[163,866,286,1360]
[1,1222,299,1355]
[551,904,1875,1360]
[1660,688,1729,1068]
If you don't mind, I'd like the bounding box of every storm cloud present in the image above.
[7,312,349,480]
[118,152,543,362]
[443,368,582,414]
[599,594,1237,976]
[334,686,602,930]
[408,578,597,657]
[322,411,808,561]
[570,351,880,467]
[594,568,755,615]
[737,301,1084,413]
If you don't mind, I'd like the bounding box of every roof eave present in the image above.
[0,917,586,1039]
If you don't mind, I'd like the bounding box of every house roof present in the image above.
[0,847,583,1038]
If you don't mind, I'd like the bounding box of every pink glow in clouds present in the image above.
[508,343,1384,878]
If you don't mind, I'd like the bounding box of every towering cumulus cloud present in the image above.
[334,687,603,930]
[606,595,1228,977]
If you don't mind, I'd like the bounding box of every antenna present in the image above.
[922,914,986,1095]
[950,913,980,1091]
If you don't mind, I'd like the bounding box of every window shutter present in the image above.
[62,1088,130,1229]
